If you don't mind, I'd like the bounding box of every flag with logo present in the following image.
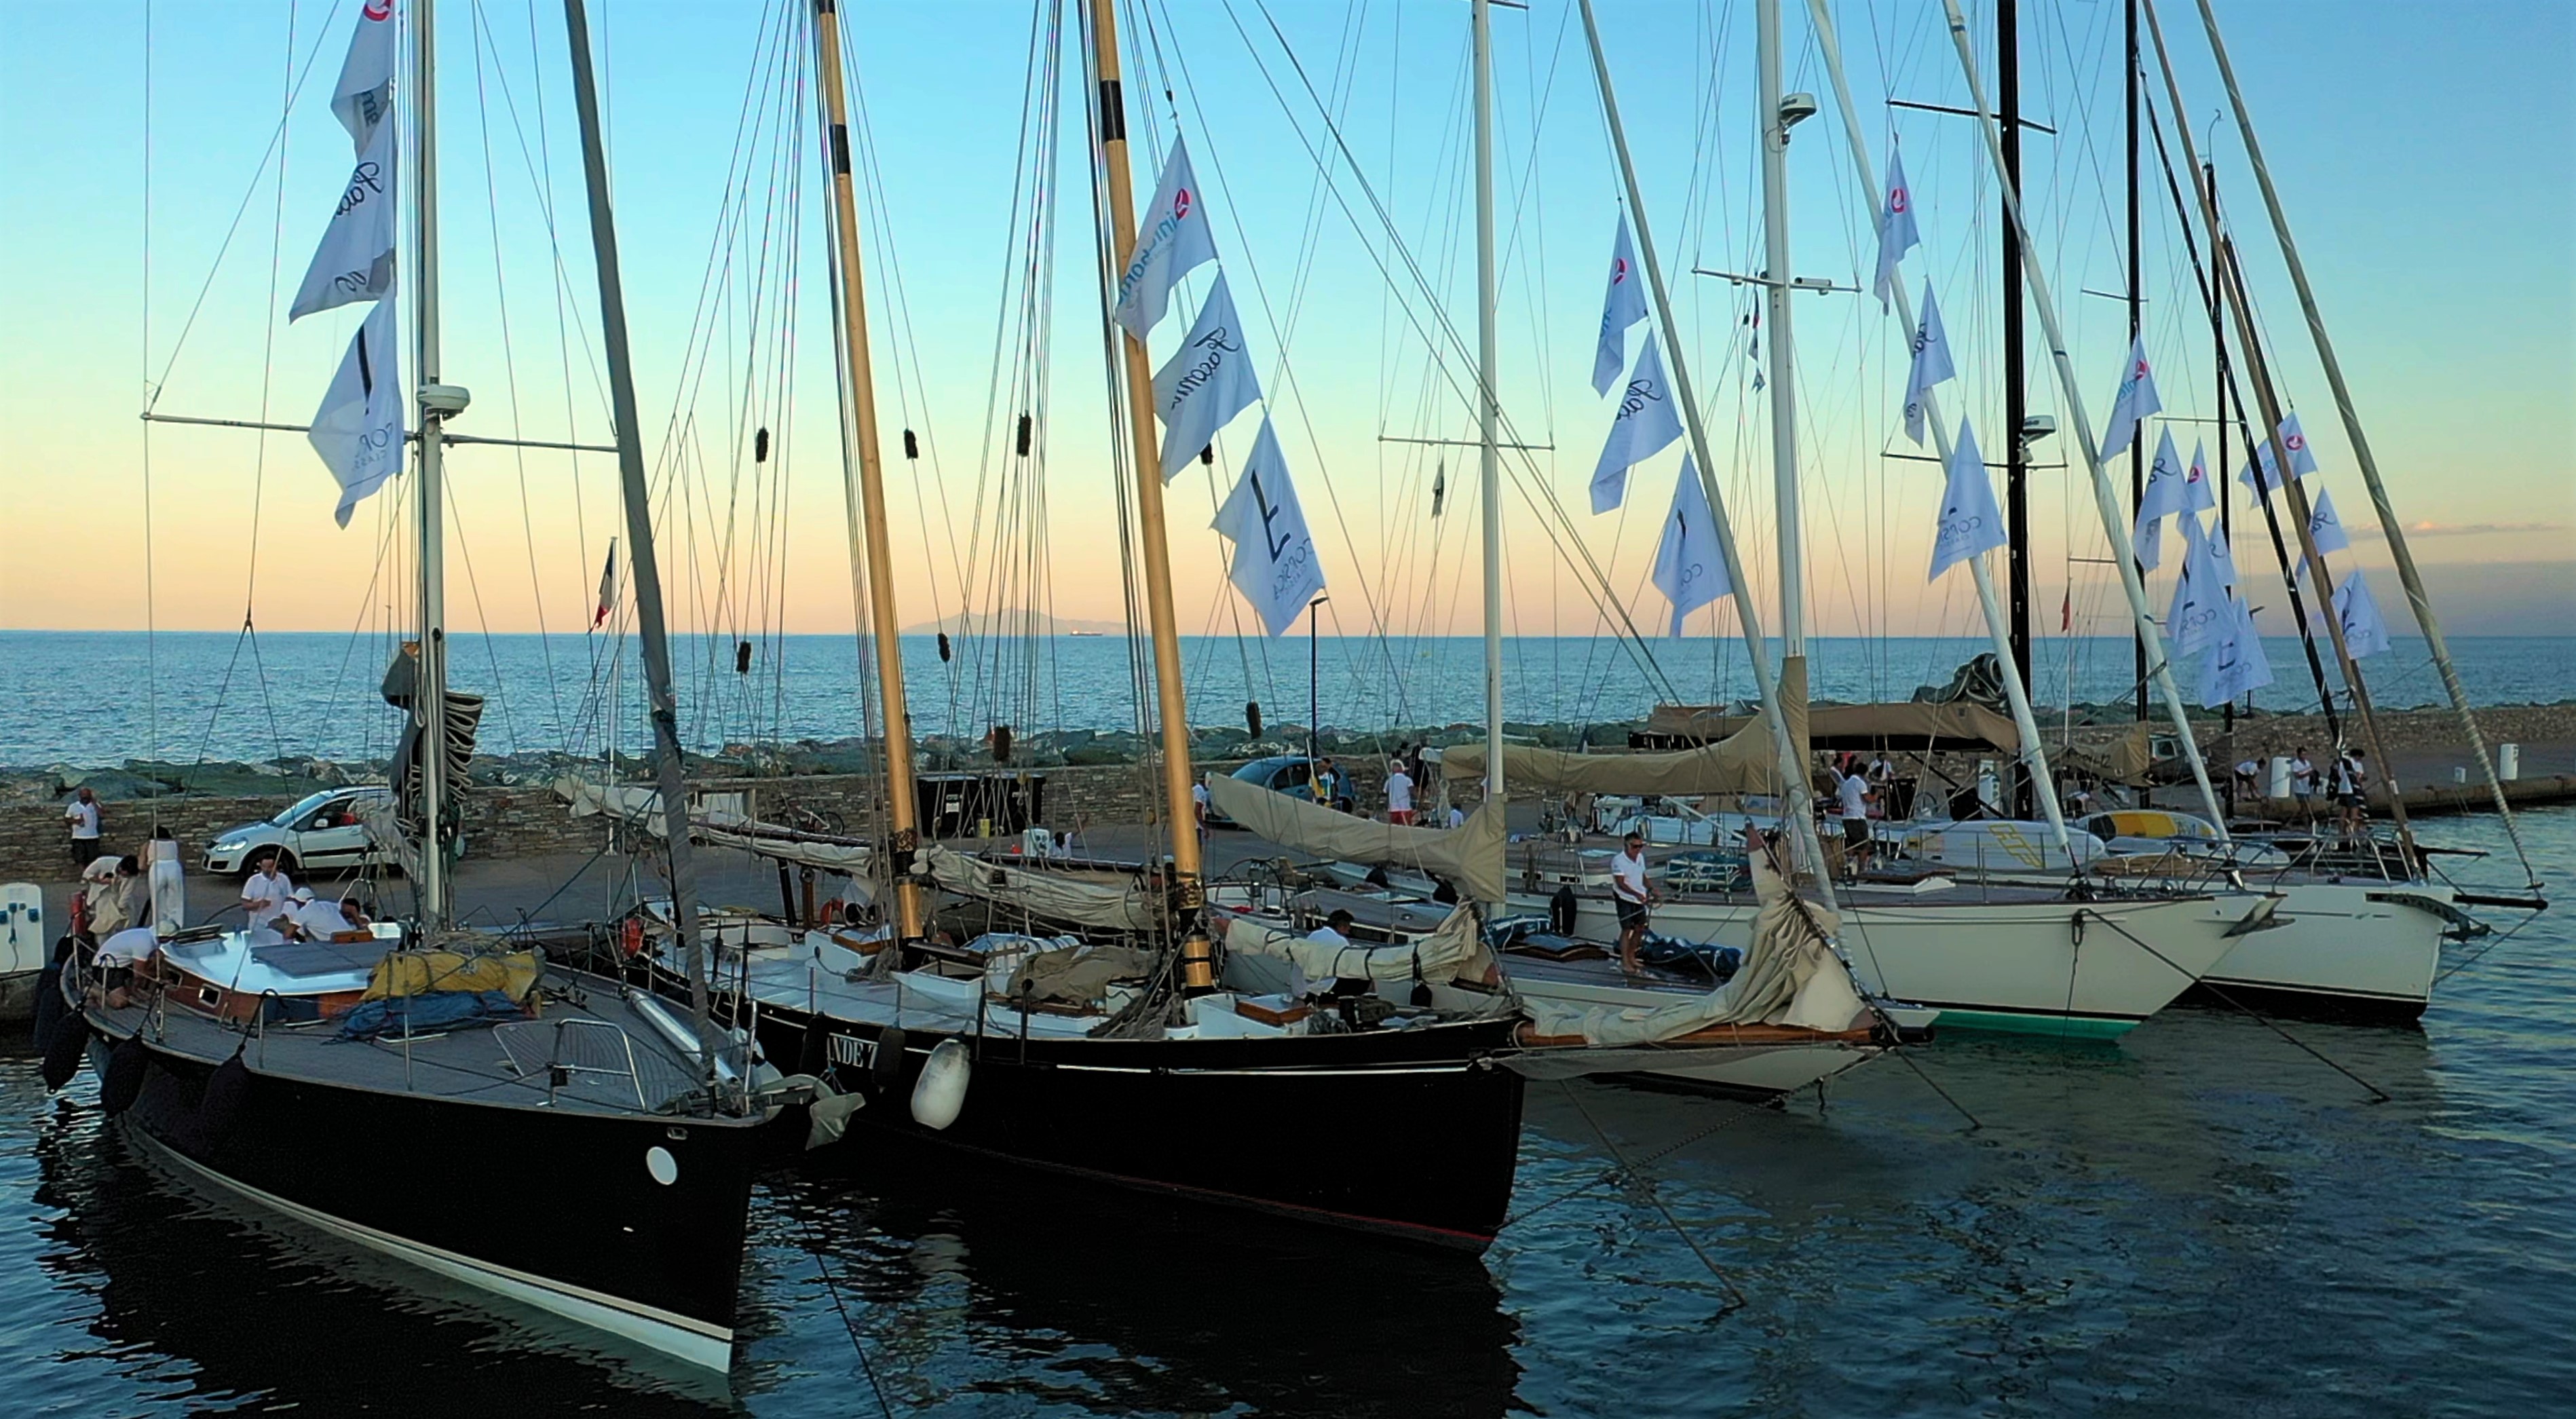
[2182,438,2216,514]
[2099,335,2162,459]
[1212,418,1327,637]
[1873,147,1919,310]
[1900,280,1955,446]
[1112,137,1219,340]
[1928,416,2007,581]
[592,540,620,629]
[1589,332,1684,514]
[2130,427,2186,569]
[307,297,404,527]
[2332,567,2392,659]
[330,1,399,153]
[1151,273,1261,481]
[2207,519,2241,592]
[290,115,399,320]
[1650,455,1730,636]
[2198,594,2275,707]
[1591,213,1649,396]
[2294,485,2351,582]
[2165,514,2227,654]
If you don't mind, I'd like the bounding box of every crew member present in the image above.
[1611,831,1655,976]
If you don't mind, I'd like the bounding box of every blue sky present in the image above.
[1,0,2567,648]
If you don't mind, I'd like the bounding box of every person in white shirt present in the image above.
[1610,832,1654,975]
[1192,778,1211,842]
[2332,749,2370,846]
[1289,908,1358,1000]
[1384,765,1416,825]
[1447,803,1467,830]
[2289,747,2317,821]
[63,787,102,873]
[1836,770,1876,875]
[240,854,295,932]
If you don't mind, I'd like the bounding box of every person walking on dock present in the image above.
[1384,761,1416,825]
[63,787,102,873]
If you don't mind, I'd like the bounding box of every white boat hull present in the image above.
[2193,880,2452,1021]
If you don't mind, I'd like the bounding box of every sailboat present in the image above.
[44,0,779,1369]
[599,0,1529,1249]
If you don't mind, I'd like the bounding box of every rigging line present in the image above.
[447,495,525,755]
[468,3,567,738]
[143,0,347,410]
[518,0,590,662]
[242,0,297,639]
[141,0,162,820]
[1549,1081,1750,1315]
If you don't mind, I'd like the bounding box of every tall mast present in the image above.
[1997,0,2036,817]
[809,0,924,939]
[1472,0,1505,822]
[1801,0,2074,856]
[412,0,451,928]
[1756,0,1803,662]
[1577,0,1832,882]
[1934,0,2233,842]
[2210,156,2232,738]
[2177,0,2531,882]
[561,0,715,1048]
[1084,0,1209,958]
[2125,0,2146,725]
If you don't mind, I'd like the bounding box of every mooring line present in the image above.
[793,1205,896,1417]
[1556,1083,1748,1316]
[2080,909,2391,1104]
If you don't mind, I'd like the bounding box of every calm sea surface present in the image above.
[4,808,2571,1415]
[3,631,2570,767]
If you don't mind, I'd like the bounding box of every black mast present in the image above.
[2000,0,2034,818]
[2125,0,2146,725]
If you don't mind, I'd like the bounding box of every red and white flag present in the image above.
[592,540,619,630]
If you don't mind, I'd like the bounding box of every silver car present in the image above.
[204,787,396,877]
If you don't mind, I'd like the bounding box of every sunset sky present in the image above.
[3,0,2568,651]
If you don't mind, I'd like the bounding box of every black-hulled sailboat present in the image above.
[47,0,778,1369]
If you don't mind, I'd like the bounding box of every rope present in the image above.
[793,1207,897,1418]
[1555,1082,1747,1315]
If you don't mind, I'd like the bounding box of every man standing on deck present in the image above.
[2290,746,2318,822]
[1384,760,1416,825]
[241,852,295,932]
[1611,831,1655,977]
[2332,749,2370,848]
[63,787,101,873]
[1836,768,1877,877]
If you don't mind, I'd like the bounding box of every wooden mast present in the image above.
[809,0,925,938]
[1084,0,1209,964]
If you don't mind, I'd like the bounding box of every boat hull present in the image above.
[726,987,1527,1249]
[85,1010,767,1369]
[2186,881,2448,1023]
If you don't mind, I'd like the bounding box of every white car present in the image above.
[204,787,396,877]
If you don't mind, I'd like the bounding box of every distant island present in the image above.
[901,610,1129,637]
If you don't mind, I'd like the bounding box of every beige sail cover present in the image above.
[912,844,1163,932]
[1222,903,1493,985]
[1205,775,1508,904]
[556,778,875,886]
[1441,662,1806,797]
[1517,840,1865,1045]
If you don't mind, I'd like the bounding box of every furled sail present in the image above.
[555,778,873,885]
[910,844,1164,932]
[1205,776,1507,905]
[1221,903,1494,987]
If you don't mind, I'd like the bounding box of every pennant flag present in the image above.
[1151,273,1261,482]
[2060,586,2073,633]
[1591,213,1649,396]
[2208,520,2241,592]
[2165,513,2228,654]
[2277,412,2321,477]
[1873,147,1920,310]
[1928,416,2007,581]
[2198,594,2275,707]
[2130,427,2187,569]
[2182,438,2216,514]
[2332,567,2392,659]
[1650,455,1730,636]
[2307,487,2351,556]
[1112,137,1219,340]
[330,0,400,153]
[307,298,404,528]
[1900,280,1955,446]
[1212,418,1327,637]
[2099,335,2163,459]
[1430,461,1446,518]
[2244,416,2316,498]
[592,539,620,629]
[1589,332,1685,514]
[290,115,398,321]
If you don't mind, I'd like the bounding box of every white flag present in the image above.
[1873,147,1920,311]
[329,0,400,153]
[1151,273,1261,482]
[1590,333,1685,514]
[2130,427,2186,569]
[2307,487,2351,556]
[2277,412,2321,477]
[2208,519,2241,592]
[2244,415,2316,498]
[1112,137,1219,340]
[2199,594,2275,707]
[2182,438,2217,514]
[1212,418,1327,637]
[1900,280,1955,446]
[1650,455,1730,636]
[1928,416,2007,581]
[592,539,619,629]
[290,115,398,321]
[1591,213,1649,396]
[2099,335,2162,459]
[307,297,404,528]
[2164,514,2228,654]
[2332,567,2392,659]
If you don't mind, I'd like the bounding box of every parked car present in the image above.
[204,787,396,877]
[1204,755,1320,829]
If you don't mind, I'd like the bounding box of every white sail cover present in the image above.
[913,844,1161,932]
[290,115,399,321]
[1519,838,1865,1046]
[308,297,404,527]
[1439,664,1806,797]
[1152,273,1261,480]
[1205,776,1507,905]
[1224,903,1491,988]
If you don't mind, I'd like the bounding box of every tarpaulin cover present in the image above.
[336,989,525,1041]
[1222,903,1494,986]
[1445,660,1807,797]
[360,949,541,1003]
[1206,775,1509,904]
[915,844,1163,931]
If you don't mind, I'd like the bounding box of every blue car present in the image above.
[1207,755,1321,828]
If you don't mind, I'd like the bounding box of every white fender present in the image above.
[909,1038,971,1130]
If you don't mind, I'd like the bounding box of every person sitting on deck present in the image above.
[1288,908,1359,1000]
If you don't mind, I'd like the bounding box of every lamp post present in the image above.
[1308,596,1329,775]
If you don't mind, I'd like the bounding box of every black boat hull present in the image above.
[86,1015,768,1369]
[726,984,1527,1247]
